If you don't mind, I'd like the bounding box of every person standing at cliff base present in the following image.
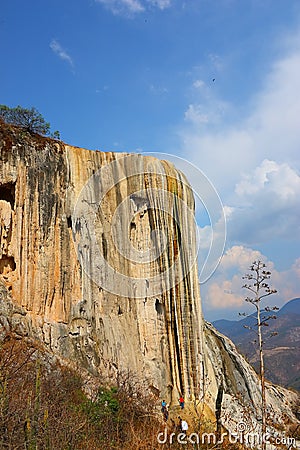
[179,396,184,409]
[161,399,168,421]
[181,419,188,435]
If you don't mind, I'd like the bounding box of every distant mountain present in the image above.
[213,298,300,391]
[278,297,300,315]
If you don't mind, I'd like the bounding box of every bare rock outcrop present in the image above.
[204,322,299,436]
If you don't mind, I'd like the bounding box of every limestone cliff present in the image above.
[0,123,298,436]
[0,123,202,404]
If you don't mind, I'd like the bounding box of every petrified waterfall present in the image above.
[0,124,203,403]
[0,123,298,432]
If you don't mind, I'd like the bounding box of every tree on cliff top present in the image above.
[0,104,60,139]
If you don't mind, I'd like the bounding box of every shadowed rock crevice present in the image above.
[0,181,15,208]
[0,256,16,274]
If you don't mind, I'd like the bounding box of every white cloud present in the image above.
[202,245,300,314]
[246,52,300,164]
[98,0,144,14]
[218,245,264,272]
[95,0,171,15]
[180,32,300,195]
[236,159,300,199]
[204,246,271,310]
[184,104,209,125]
[50,39,74,67]
[292,257,300,278]
[228,160,300,244]
[179,29,300,317]
[193,79,205,89]
[147,0,171,9]
[206,279,244,309]
[197,220,222,284]
[149,84,168,94]
[184,101,229,127]
[208,53,223,72]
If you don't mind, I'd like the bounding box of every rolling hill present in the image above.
[213,298,300,391]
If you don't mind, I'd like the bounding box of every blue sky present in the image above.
[1,0,300,320]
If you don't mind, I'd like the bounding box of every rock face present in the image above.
[0,124,202,404]
[0,123,298,433]
[204,322,298,432]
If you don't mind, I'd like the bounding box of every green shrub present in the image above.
[0,104,60,138]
